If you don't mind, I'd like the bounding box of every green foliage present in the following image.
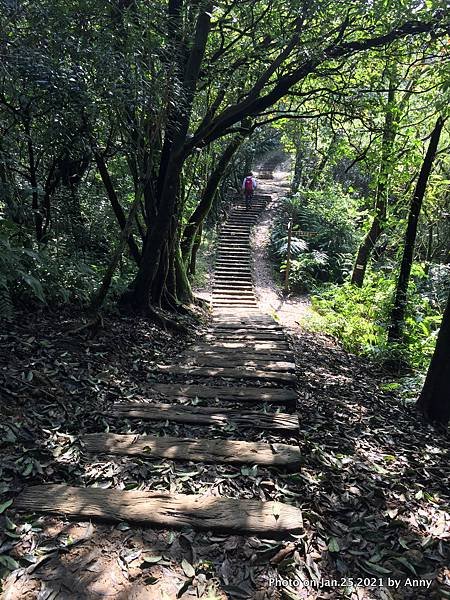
[271,185,358,291]
[307,270,442,369]
[0,228,44,320]
[0,216,131,318]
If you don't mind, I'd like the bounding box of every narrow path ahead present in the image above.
[17,194,301,538]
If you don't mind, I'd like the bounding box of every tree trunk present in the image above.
[291,141,303,194]
[189,222,202,276]
[90,190,142,311]
[181,135,244,266]
[24,118,43,242]
[128,4,213,313]
[388,116,445,342]
[94,151,142,264]
[416,286,450,425]
[351,75,397,286]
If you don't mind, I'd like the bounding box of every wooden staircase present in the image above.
[17,194,302,537]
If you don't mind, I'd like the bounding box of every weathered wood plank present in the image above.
[83,433,301,468]
[190,342,291,352]
[209,328,284,336]
[152,384,297,405]
[157,365,296,384]
[212,323,281,331]
[180,356,295,372]
[110,402,298,431]
[206,332,286,342]
[15,485,303,534]
[185,348,294,361]
[212,301,257,306]
[213,291,255,297]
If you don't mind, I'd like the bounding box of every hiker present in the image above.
[242,172,257,209]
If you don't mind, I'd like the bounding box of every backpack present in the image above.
[244,176,253,192]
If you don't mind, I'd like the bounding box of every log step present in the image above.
[192,342,291,351]
[213,290,255,296]
[190,347,294,360]
[110,402,298,431]
[152,384,297,405]
[213,279,253,285]
[212,301,257,306]
[210,327,283,335]
[212,324,281,331]
[180,357,295,371]
[82,433,301,469]
[15,485,303,535]
[208,329,284,337]
[156,365,296,384]
[213,287,254,293]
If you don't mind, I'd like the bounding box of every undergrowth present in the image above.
[305,267,442,370]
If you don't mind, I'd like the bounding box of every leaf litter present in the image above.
[0,306,448,599]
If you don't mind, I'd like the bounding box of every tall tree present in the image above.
[351,67,398,286]
[416,286,450,424]
[388,116,446,342]
[127,6,448,314]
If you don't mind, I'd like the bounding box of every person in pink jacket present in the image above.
[242,172,257,209]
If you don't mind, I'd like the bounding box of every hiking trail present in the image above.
[16,185,302,536]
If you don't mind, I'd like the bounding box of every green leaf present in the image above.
[19,271,46,303]
[22,462,33,476]
[328,537,340,553]
[393,556,417,575]
[0,499,13,514]
[363,561,392,574]
[181,558,195,578]
[142,555,163,564]
[0,555,20,571]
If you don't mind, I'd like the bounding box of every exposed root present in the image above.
[66,313,104,337]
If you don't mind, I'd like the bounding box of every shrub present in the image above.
[271,185,358,291]
[307,269,441,369]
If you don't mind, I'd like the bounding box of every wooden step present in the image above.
[181,357,295,371]
[215,258,251,263]
[157,365,296,384]
[212,315,275,322]
[217,248,250,253]
[213,286,254,292]
[152,384,297,405]
[214,268,252,281]
[214,267,252,281]
[82,433,301,469]
[217,242,250,246]
[214,279,252,284]
[212,301,257,307]
[207,332,285,342]
[213,284,253,291]
[190,346,294,360]
[215,266,251,270]
[212,297,256,303]
[212,324,282,331]
[217,249,251,253]
[213,292,254,297]
[110,402,298,431]
[213,293,255,299]
[192,342,291,351]
[16,485,303,535]
[216,257,251,262]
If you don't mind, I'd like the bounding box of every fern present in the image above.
[270,185,358,291]
[0,284,14,321]
[0,230,46,315]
